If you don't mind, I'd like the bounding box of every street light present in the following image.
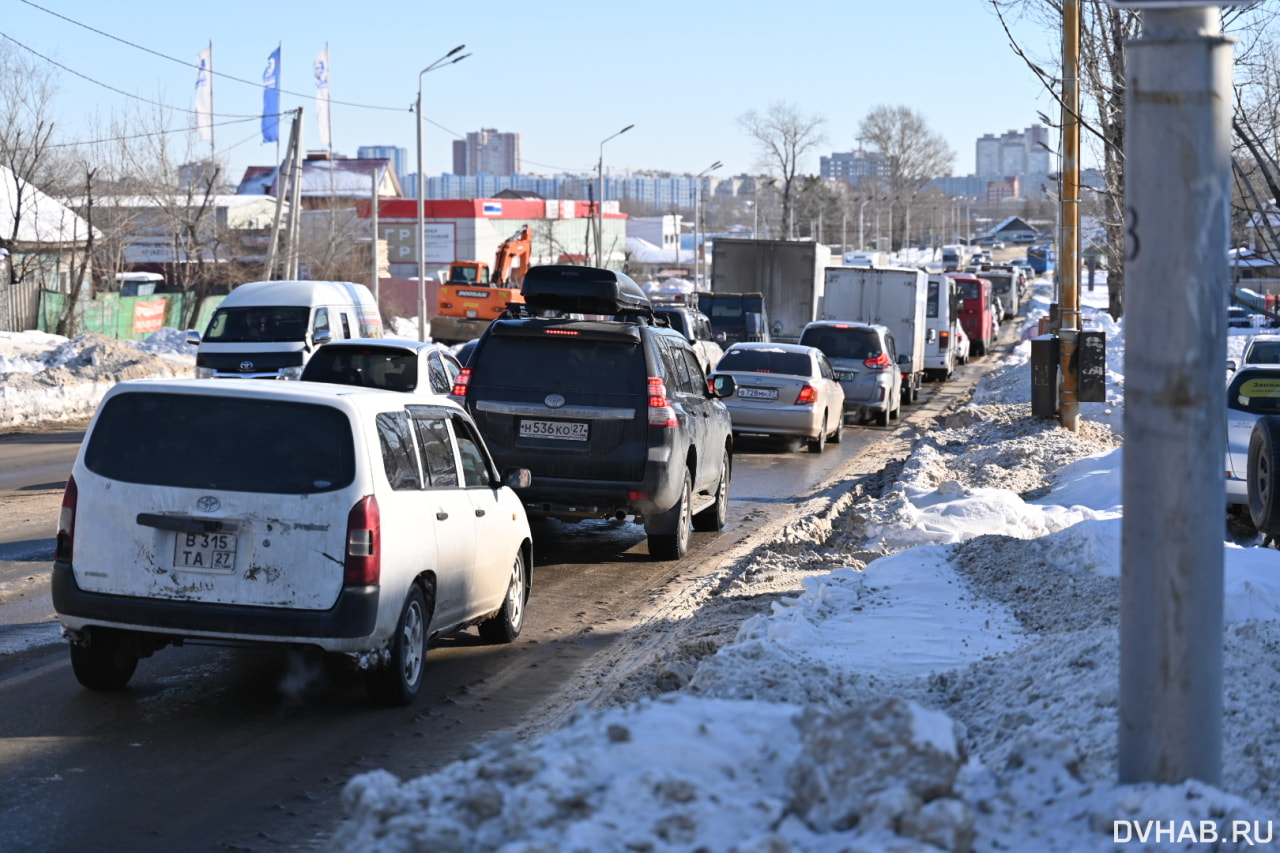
[416,45,469,342]
[693,160,722,287]
[859,198,871,251]
[596,124,634,268]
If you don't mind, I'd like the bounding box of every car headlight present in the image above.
[195,366,216,379]
[277,367,303,380]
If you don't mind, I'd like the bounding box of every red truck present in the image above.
[947,273,995,357]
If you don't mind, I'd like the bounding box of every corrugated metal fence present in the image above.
[0,280,43,332]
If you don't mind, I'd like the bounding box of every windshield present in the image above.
[204,306,311,343]
[85,392,355,493]
[799,326,881,360]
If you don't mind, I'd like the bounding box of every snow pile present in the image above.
[333,277,1280,852]
[0,329,193,428]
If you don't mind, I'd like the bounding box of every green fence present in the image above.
[39,291,225,341]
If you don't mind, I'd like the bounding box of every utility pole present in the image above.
[1059,0,1082,432]
[1114,0,1239,788]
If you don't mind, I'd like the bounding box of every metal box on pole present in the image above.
[1031,335,1060,417]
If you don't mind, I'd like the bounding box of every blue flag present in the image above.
[262,47,280,143]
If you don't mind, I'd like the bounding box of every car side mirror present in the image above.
[1227,359,1239,373]
[313,328,333,346]
[897,354,910,365]
[186,330,202,346]
[503,467,532,489]
[710,374,736,398]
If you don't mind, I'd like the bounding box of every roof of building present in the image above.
[235,158,403,199]
[0,164,98,245]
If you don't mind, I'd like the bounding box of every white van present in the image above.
[51,378,532,705]
[191,280,383,379]
[925,273,966,380]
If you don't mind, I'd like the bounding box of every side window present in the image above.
[376,412,422,490]
[818,355,834,380]
[426,353,450,395]
[412,415,458,487]
[678,348,706,390]
[314,307,331,335]
[885,334,898,363]
[451,415,491,488]
[340,312,352,339]
[666,339,695,394]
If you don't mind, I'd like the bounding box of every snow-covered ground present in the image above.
[4,280,1279,852]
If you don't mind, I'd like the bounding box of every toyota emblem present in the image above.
[196,496,221,513]
[544,393,566,409]
[239,360,255,372]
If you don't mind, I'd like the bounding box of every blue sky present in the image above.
[4,0,1060,185]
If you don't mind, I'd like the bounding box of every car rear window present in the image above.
[1229,373,1280,413]
[798,327,881,361]
[303,346,418,392]
[1246,342,1280,364]
[717,348,812,377]
[85,392,356,493]
[470,336,646,393]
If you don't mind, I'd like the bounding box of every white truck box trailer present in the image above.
[820,266,929,403]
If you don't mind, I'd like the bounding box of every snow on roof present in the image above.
[236,159,402,199]
[627,236,692,264]
[0,163,97,245]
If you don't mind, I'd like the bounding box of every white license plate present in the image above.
[738,387,779,400]
[173,531,237,572]
[519,419,589,441]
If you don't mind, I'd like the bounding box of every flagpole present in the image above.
[208,40,215,160]
[274,41,282,169]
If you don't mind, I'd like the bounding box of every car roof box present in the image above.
[521,265,651,315]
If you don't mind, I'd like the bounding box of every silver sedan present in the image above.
[712,342,847,453]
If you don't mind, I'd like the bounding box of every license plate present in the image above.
[737,386,779,400]
[173,531,237,572]
[519,419,589,441]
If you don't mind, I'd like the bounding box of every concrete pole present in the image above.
[1119,5,1232,787]
[1059,0,1082,432]
[416,71,427,342]
[371,169,380,303]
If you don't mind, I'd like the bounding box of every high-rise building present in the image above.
[452,129,522,176]
[975,125,1051,179]
[357,145,407,184]
[820,150,889,187]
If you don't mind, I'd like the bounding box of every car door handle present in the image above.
[475,508,486,517]
[436,511,448,521]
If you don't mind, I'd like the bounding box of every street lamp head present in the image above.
[446,44,466,57]
[620,124,635,134]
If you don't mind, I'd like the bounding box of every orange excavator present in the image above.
[432,225,532,344]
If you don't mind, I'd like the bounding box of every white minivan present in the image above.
[925,273,966,381]
[191,280,384,379]
[52,379,532,705]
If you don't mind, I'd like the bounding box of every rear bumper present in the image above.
[51,561,380,644]
[516,447,678,521]
[727,404,823,439]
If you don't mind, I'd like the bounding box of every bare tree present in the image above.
[738,102,827,240]
[855,105,955,252]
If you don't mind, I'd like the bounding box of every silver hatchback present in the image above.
[798,321,902,427]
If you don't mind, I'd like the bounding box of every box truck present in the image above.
[709,239,830,342]
[820,266,929,404]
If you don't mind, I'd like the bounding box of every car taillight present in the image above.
[451,367,471,398]
[440,301,454,309]
[56,475,77,562]
[795,385,818,405]
[864,352,892,370]
[345,495,381,586]
[648,376,678,427]
[939,331,950,350]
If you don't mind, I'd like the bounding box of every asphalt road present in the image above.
[0,357,991,851]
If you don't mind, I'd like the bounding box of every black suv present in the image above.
[455,266,736,560]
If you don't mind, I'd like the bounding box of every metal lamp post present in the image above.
[595,124,634,268]
[693,160,722,287]
[416,45,468,342]
[859,199,870,250]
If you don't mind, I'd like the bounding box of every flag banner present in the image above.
[194,47,212,141]
[314,48,331,148]
[262,47,281,144]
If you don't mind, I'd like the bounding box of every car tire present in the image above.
[890,396,901,421]
[365,582,430,706]
[809,414,828,453]
[478,550,528,644]
[830,416,843,444]
[648,470,692,560]
[693,449,730,532]
[875,406,890,427]
[1248,416,1280,536]
[69,628,138,691]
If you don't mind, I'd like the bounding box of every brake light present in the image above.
[451,367,471,398]
[648,376,678,427]
[56,475,77,562]
[545,329,579,336]
[344,495,381,586]
[939,331,950,350]
[864,352,893,370]
[795,385,818,405]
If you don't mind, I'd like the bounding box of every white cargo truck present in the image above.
[820,266,929,404]
[710,238,831,342]
[925,273,965,380]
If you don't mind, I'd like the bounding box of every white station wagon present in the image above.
[52,379,533,705]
